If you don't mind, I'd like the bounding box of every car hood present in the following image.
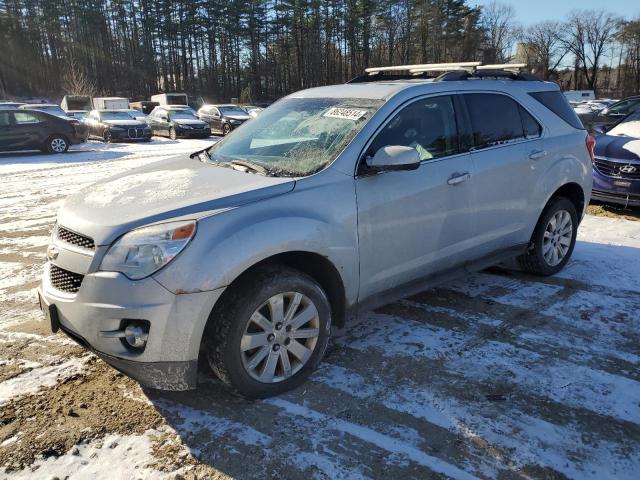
[594,134,640,161]
[174,119,207,126]
[58,155,295,246]
[103,119,147,127]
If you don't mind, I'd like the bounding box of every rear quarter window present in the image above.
[464,93,525,149]
[529,91,584,130]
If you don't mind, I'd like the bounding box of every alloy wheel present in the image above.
[240,292,320,383]
[50,137,67,153]
[542,209,572,266]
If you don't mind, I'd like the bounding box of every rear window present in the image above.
[529,91,584,130]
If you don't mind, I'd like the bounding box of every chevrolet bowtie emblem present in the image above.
[46,245,59,260]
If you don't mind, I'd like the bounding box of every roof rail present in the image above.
[347,62,539,83]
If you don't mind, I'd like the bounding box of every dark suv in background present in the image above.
[0,109,88,153]
[147,106,211,139]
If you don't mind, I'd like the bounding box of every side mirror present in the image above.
[160,115,169,121]
[366,145,421,172]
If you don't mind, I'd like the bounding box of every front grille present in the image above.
[56,226,95,250]
[594,158,640,179]
[49,264,84,294]
[127,128,145,138]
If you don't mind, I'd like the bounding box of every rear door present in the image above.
[0,111,15,150]
[356,95,476,300]
[462,92,544,254]
[11,111,45,149]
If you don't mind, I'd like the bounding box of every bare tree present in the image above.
[560,10,621,93]
[521,21,568,79]
[62,59,97,97]
[480,1,521,63]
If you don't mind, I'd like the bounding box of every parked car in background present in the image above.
[19,104,70,118]
[130,101,159,115]
[0,102,25,110]
[123,109,148,122]
[83,109,151,142]
[591,110,640,208]
[61,95,92,113]
[0,108,88,153]
[580,95,640,133]
[39,64,592,398]
[92,97,129,110]
[197,104,252,135]
[243,105,264,118]
[147,106,210,139]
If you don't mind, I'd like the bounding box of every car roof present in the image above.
[20,103,60,108]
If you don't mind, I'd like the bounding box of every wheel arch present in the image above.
[548,182,585,219]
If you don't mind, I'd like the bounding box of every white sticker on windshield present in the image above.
[323,107,367,121]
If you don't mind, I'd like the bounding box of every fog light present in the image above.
[124,323,149,348]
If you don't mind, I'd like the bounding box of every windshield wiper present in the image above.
[223,159,273,176]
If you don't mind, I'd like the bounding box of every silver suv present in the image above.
[39,64,593,398]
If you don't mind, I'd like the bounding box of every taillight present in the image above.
[585,134,596,163]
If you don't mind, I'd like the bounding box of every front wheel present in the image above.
[222,123,231,136]
[102,130,112,143]
[518,197,578,276]
[45,135,69,154]
[205,266,331,399]
[169,127,177,140]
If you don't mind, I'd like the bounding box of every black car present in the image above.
[0,109,88,154]
[197,104,251,135]
[147,107,211,139]
[83,109,152,142]
[579,95,640,132]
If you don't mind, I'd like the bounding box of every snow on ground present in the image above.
[0,138,639,479]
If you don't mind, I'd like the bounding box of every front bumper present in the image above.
[591,166,640,208]
[39,258,223,390]
[176,128,211,138]
[110,128,152,141]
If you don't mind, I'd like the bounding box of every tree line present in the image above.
[0,0,639,102]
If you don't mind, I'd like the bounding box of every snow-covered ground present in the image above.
[0,139,639,479]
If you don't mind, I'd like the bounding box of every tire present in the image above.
[169,127,177,140]
[205,266,332,399]
[518,197,578,276]
[45,135,69,154]
[222,123,231,136]
[102,130,112,143]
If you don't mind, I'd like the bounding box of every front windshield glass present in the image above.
[101,111,135,121]
[207,97,381,177]
[608,111,640,138]
[169,111,197,120]
[220,106,250,116]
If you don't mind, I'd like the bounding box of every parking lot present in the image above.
[0,138,639,479]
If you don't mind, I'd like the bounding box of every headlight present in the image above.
[109,126,125,132]
[229,119,241,125]
[100,220,196,280]
[179,124,193,129]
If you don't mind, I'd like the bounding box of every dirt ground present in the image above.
[1,140,639,479]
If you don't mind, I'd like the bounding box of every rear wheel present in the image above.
[45,135,69,154]
[518,197,578,276]
[205,266,331,399]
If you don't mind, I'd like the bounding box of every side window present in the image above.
[608,99,639,116]
[519,106,542,138]
[14,112,40,124]
[369,95,459,161]
[211,107,220,116]
[0,112,11,127]
[465,93,525,149]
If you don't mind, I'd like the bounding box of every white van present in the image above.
[92,97,129,110]
[150,93,188,106]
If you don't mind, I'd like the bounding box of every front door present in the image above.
[356,95,476,301]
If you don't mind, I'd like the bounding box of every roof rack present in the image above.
[347,62,539,83]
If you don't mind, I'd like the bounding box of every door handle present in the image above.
[529,149,547,161]
[447,172,471,185]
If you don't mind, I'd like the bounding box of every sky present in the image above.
[471,0,640,25]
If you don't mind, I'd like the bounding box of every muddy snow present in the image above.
[0,139,639,479]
